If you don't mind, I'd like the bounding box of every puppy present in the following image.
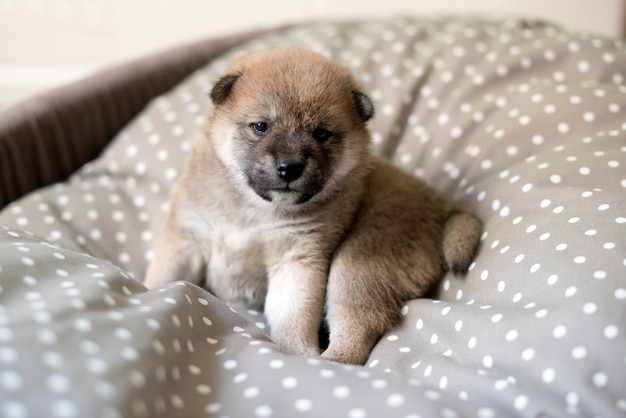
[144,48,482,365]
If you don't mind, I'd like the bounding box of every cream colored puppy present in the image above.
[144,48,482,365]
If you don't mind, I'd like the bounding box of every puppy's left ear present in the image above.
[352,91,375,122]
[210,74,240,105]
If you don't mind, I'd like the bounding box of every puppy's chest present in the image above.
[207,223,265,275]
[202,219,268,307]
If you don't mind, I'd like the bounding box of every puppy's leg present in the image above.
[321,203,446,364]
[144,221,206,289]
[264,254,327,357]
[322,256,402,365]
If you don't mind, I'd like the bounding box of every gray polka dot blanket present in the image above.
[1,16,625,417]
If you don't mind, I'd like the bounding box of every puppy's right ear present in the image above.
[209,74,240,105]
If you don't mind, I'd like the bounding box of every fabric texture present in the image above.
[1,16,625,417]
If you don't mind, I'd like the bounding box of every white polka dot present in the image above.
[371,379,387,389]
[74,318,92,332]
[565,286,577,297]
[521,348,535,361]
[468,337,477,349]
[0,347,18,365]
[544,104,556,114]
[232,372,247,384]
[86,358,108,375]
[269,359,284,369]
[21,257,35,266]
[478,407,495,418]
[381,104,394,116]
[583,111,595,122]
[333,386,350,399]
[41,351,64,369]
[494,379,508,391]
[205,403,222,414]
[89,229,102,241]
[482,355,494,368]
[1,371,23,391]
[553,325,567,338]
[254,405,273,418]
[577,60,590,73]
[223,360,237,370]
[564,392,580,410]
[52,400,79,418]
[2,401,28,418]
[583,302,597,315]
[557,123,570,133]
[243,387,259,398]
[542,368,556,384]
[294,399,312,412]
[387,393,404,407]
[572,346,587,360]
[47,373,71,393]
[505,330,518,341]
[592,372,608,387]
[491,313,503,323]
[604,325,619,339]
[348,408,367,418]
[172,125,185,136]
[514,395,529,411]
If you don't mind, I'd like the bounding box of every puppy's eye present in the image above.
[250,122,270,136]
[312,127,332,142]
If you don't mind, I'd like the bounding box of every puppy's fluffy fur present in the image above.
[144,48,482,365]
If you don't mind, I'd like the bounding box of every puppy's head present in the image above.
[208,48,374,210]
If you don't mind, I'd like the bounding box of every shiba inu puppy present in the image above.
[144,48,482,365]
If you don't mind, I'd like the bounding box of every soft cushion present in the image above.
[1,16,625,417]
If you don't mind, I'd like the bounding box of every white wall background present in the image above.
[1,0,625,108]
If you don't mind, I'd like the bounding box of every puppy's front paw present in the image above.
[271,328,320,357]
[321,334,378,365]
[264,257,327,358]
[321,345,370,365]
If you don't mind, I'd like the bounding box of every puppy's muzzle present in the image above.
[276,159,305,183]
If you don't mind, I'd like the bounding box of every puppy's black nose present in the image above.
[276,160,304,183]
